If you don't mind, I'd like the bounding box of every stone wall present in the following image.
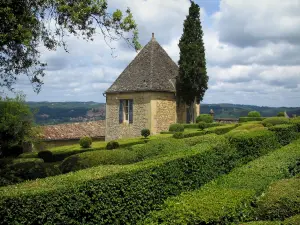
[105,92,151,141]
[151,93,176,134]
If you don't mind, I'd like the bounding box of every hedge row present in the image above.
[256,177,300,220]
[262,117,290,126]
[268,124,299,145]
[183,122,222,129]
[142,138,300,224]
[291,117,300,132]
[205,124,238,135]
[239,117,266,123]
[240,214,300,225]
[0,135,250,225]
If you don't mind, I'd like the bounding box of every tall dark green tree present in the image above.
[176,1,208,122]
[0,0,141,93]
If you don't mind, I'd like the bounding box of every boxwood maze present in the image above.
[142,138,300,225]
[0,131,279,225]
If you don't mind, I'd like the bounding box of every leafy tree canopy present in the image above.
[0,94,38,157]
[0,0,141,93]
[176,1,208,106]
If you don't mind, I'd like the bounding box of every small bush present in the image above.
[169,123,184,132]
[265,123,273,128]
[106,141,120,150]
[38,150,53,163]
[198,122,207,130]
[173,132,184,139]
[196,114,213,123]
[268,124,298,145]
[262,117,290,126]
[257,177,300,220]
[141,129,150,138]
[248,111,261,117]
[277,111,285,117]
[79,136,92,148]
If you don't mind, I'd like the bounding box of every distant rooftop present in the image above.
[41,120,105,141]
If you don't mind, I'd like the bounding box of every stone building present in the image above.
[105,34,199,141]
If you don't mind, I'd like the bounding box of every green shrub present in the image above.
[198,122,207,130]
[277,112,285,117]
[60,150,139,173]
[12,158,44,164]
[183,123,198,129]
[234,123,265,131]
[239,117,266,123]
[0,136,243,225]
[226,130,279,159]
[106,141,120,150]
[173,132,184,139]
[239,222,281,225]
[268,124,298,145]
[290,117,300,132]
[262,117,290,126]
[205,124,237,135]
[79,136,92,148]
[182,131,206,138]
[0,160,60,187]
[283,214,300,225]
[265,123,273,128]
[257,177,300,220]
[38,150,53,163]
[142,139,300,224]
[248,111,261,117]
[141,129,150,138]
[196,114,213,123]
[169,123,184,132]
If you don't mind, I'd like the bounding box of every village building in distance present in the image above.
[105,34,200,141]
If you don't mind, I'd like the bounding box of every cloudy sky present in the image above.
[10,0,300,107]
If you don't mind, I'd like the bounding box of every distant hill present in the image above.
[26,102,105,125]
[27,102,300,125]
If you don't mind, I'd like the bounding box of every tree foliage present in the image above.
[0,0,141,93]
[176,1,208,107]
[0,94,36,157]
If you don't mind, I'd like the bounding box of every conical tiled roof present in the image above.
[105,34,178,93]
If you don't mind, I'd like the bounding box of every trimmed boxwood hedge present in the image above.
[283,214,300,225]
[239,222,281,225]
[239,117,266,123]
[291,117,300,132]
[205,124,238,135]
[256,177,300,220]
[183,122,222,129]
[268,124,299,145]
[142,139,300,225]
[0,135,248,225]
[262,117,290,126]
[226,130,280,159]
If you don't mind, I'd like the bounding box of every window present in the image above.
[119,99,133,124]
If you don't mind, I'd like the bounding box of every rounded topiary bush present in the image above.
[106,141,120,150]
[141,128,150,138]
[198,121,208,130]
[173,132,184,139]
[277,111,285,117]
[79,136,92,148]
[196,114,213,123]
[169,123,184,132]
[38,150,53,163]
[248,111,261,117]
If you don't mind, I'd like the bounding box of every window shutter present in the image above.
[119,100,124,124]
[129,99,133,124]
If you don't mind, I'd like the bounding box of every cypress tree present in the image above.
[176,1,208,122]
